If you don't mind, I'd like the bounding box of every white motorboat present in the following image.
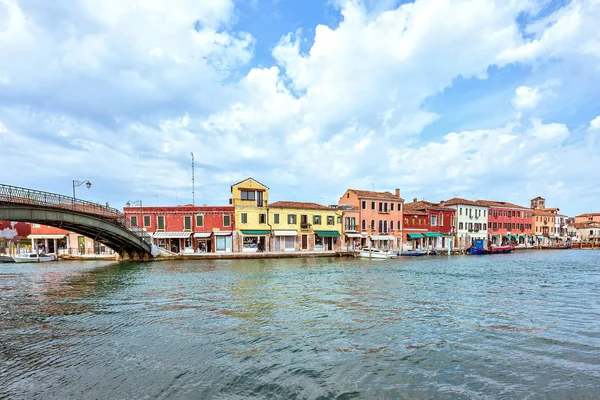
[12,253,56,263]
[358,247,397,259]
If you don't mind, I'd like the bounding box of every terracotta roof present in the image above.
[576,212,600,217]
[531,196,545,200]
[440,197,479,206]
[404,210,428,216]
[348,189,403,201]
[572,221,600,229]
[474,200,528,209]
[532,210,566,217]
[405,200,455,212]
[269,201,333,211]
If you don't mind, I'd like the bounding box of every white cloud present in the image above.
[512,86,541,110]
[590,116,600,131]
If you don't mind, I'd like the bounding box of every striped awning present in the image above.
[345,233,363,238]
[153,232,191,239]
[370,235,395,240]
[213,231,232,236]
[193,232,211,238]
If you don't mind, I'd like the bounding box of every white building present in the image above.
[441,198,488,249]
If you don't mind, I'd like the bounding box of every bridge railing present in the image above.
[0,184,151,244]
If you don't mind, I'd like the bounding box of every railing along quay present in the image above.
[0,184,151,244]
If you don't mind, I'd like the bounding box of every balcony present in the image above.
[300,223,312,230]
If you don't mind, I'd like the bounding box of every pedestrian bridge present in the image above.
[0,184,154,259]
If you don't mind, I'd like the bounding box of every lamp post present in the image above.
[126,200,143,207]
[72,180,92,200]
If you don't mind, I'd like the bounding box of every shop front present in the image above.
[153,232,192,253]
[27,234,66,254]
[422,232,443,249]
[214,231,232,252]
[241,230,270,252]
[406,233,424,250]
[193,232,212,252]
[273,230,297,252]
[345,232,363,250]
[314,230,340,251]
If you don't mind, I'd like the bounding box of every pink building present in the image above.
[338,188,404,250]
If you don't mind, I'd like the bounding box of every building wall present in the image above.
[447,204,489,247]
[487,207,533,237]
[574,214,600,224]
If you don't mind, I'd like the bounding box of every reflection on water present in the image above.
[1,252,600,399]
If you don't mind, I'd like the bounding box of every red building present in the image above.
[0,220,31,255]
[403,200,456,250]
[123,205,235,253]
[475,200,533,245]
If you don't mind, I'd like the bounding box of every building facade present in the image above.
[0,220,31,255]
[530,196,568,245]
[403,200,455,250]
[475,200,533,245]
[440,198,488,248]
[230,178,271,252]
[123,205,235,253]
[338,188,404,250]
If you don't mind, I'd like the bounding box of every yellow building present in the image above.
[230,178,342,252]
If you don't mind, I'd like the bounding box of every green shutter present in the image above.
[274,214,280,224]
[130,216,137,227]
[224,215,231,226]
[196,215,204,227]
[184,216,191,230]
[157,216,165,230]
[143,216,150,227]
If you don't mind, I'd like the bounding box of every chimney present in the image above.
[395,188,400,198]
[413,198,417,203]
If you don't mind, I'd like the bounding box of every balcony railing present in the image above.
[300,223,312,230]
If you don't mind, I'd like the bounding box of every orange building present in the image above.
[338,188,404,250]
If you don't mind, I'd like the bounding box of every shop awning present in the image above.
[27,234,66,240]
[422,232,443,237]
[345,233,363,238]
[549,235,556,239]
[504,235,511,238]
[512,235,519,240]
[213,231,232,236]
[315,230,341,237]
[370,235,395,241]
[407,233,423,239]
[536,235,544,239]
[153,232,191,239]
[493,235,501,238]
[274,230,297,236]
[193,232,211,238]
[241,230,271,235]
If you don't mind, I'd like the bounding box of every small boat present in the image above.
[0,256,15,263]
[467,244,513,255]
[400,250,428,256]
[359,247,397,259]
[12,253,56,263]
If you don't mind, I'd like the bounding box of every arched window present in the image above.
[362,219,366,230]
[390,220,394,230]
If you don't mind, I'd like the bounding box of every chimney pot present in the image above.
[413,198,417,202]
[395,188,400,198]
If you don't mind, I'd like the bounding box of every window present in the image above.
[327,216,334,225]
[371,220,375,230]
[379,202,383,212]
[157,216,165,230]
[337,216,342,224]
[459,222,464,230]
[451,217,455,226]
[362,201,366,209]
[288,214,297,224]
[143,216,151,227]
[440,215,443,226]
[371,201,376,210]
[384,203,388,212]
[362,219,366,230]
[130,216,138,227]
[483,223,487,230]
[313,215,322,225]
[259,214,266,224]
[398,220,401,229]
[391,203,394,211]
[196,215,204,227]
[468,223,473,230]
[431,215,437,226]
[184,216,192,230]
[383,220,388,232]
[390,220,394,230]
[398,203,402,211]
[483,210,486,217]
[379,220,383,232]
[460,208,462,216]
[241,213,248,224]
[274,214,280,224]
[223,215,231,227]
[240,190,255,200]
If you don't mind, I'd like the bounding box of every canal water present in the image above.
[1,251,599,399]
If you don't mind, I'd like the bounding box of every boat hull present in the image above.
[400,251,427,256]
[12,254,56,263]
[468,245,513,255]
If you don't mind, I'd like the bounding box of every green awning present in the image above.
[407,233,423,239]
[512,235,519,240]
[314,230,341,237]
[536,235,544,239]
[241,230,271,235]
[549,235,556,239]
[422,232,443,237]
[504,235,511,238]
[493,235,501,238]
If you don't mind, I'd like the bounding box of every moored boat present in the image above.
[468,239,513,255]
[12,253,56,263]
[359,247,397,259]
[400,250,427,256]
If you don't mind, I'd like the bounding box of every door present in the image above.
[256,191,263,207]
[274,237,281,252]
[301,234,308,250]
[325,237,333,251]
[284,236,295,251]
[78,236,85,255]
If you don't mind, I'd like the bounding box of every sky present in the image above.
[0,0,599,216]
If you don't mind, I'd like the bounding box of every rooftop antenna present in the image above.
[191,152,195,205]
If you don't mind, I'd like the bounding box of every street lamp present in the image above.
[72,180,92,199]
[126,200,143,207]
